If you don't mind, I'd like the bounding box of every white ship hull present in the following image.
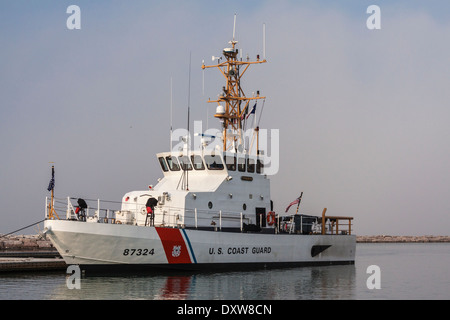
[44,220,355,273]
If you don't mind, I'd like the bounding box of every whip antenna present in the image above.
[263,23,266,59]
[232,13,237,42]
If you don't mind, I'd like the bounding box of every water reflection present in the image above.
[49,265,356,300]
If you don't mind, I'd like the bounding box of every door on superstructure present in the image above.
[256,207,266,228]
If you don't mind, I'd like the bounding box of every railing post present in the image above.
[195,208,198,229]
[96,199,100,222]
[219,210,222,231]
[45,196,48,218]
[67,197,71,220]
[300,214,303,234]
[321,208,327,235]
[240,212,243,232]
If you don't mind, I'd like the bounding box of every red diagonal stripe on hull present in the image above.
[155,227,192,264]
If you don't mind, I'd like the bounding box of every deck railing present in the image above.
[321,208,353,235]
[45,197,353,235]
[45,196,250,230]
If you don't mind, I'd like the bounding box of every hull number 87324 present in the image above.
[123,248,155,256]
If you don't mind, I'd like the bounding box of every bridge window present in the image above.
[178,156,193,171]
[256,158,264,174]
[204,154,224,170]
[224,155,236,171]
[247,158,255,173]
[191,155,205,170]
[165,156,180,171]
[158,157,169,172]
[238,157,246,172]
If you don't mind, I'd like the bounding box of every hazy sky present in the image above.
[1,0,450,236]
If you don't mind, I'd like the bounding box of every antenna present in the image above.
[232,13,237,42]
[202,59,205,96]
[263,23,266,59]
[170,77,173,152]
[186,52,192,191]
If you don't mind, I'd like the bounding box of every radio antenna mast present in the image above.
[170,77,173,152]
[232,13,237,42]
[263,23,266,59]
[202,15,266,153]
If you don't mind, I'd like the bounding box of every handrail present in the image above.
[45,197,354,235]
[321,208,353,235]
[45,196,248,229]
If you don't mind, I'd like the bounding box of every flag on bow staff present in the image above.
[47,165,59,219]
[47,166,55,191]
[285,192,303,213]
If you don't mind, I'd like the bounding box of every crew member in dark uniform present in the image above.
[145,197,158,226]
[76,198,88,221]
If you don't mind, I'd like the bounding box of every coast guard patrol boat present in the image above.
[43,24,355,273]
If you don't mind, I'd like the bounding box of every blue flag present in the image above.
[47,167,55,191]
[47,178,54,192]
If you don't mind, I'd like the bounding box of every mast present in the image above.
[202,16,266,153]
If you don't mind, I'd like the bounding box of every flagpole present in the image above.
[48,165,59,220]
[295,192,303,215]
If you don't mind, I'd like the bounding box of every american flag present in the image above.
[246,103,256,119]
[241,102,257,120]
[285,193,303,213]
[285,198,299,213]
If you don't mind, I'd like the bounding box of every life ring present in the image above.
[267,211,276,226]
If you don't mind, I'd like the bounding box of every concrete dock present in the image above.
[0,234,66,272]
[0,257,66,272]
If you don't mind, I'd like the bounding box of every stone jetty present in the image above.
[0,234,65,272]
[356,235,450,243]
[0,234,57,252]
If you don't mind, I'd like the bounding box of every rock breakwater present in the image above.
[0,234,56,251]
[356,235,450,243]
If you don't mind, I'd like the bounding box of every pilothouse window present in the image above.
[204,154,224,170]
[165,156,180,171]
[191,155,205,170]
[224,155,236,171]
[238,157,246,172]
[158,157,169,172]
[256,159,264,174]
[247,158,255,173]
[178,156,193,171]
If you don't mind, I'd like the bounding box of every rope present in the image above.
[0,219,46,238]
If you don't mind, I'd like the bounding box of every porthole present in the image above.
[208,201,213,209]
[243,203,247,211]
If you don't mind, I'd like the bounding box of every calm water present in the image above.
[0,243,449,300]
